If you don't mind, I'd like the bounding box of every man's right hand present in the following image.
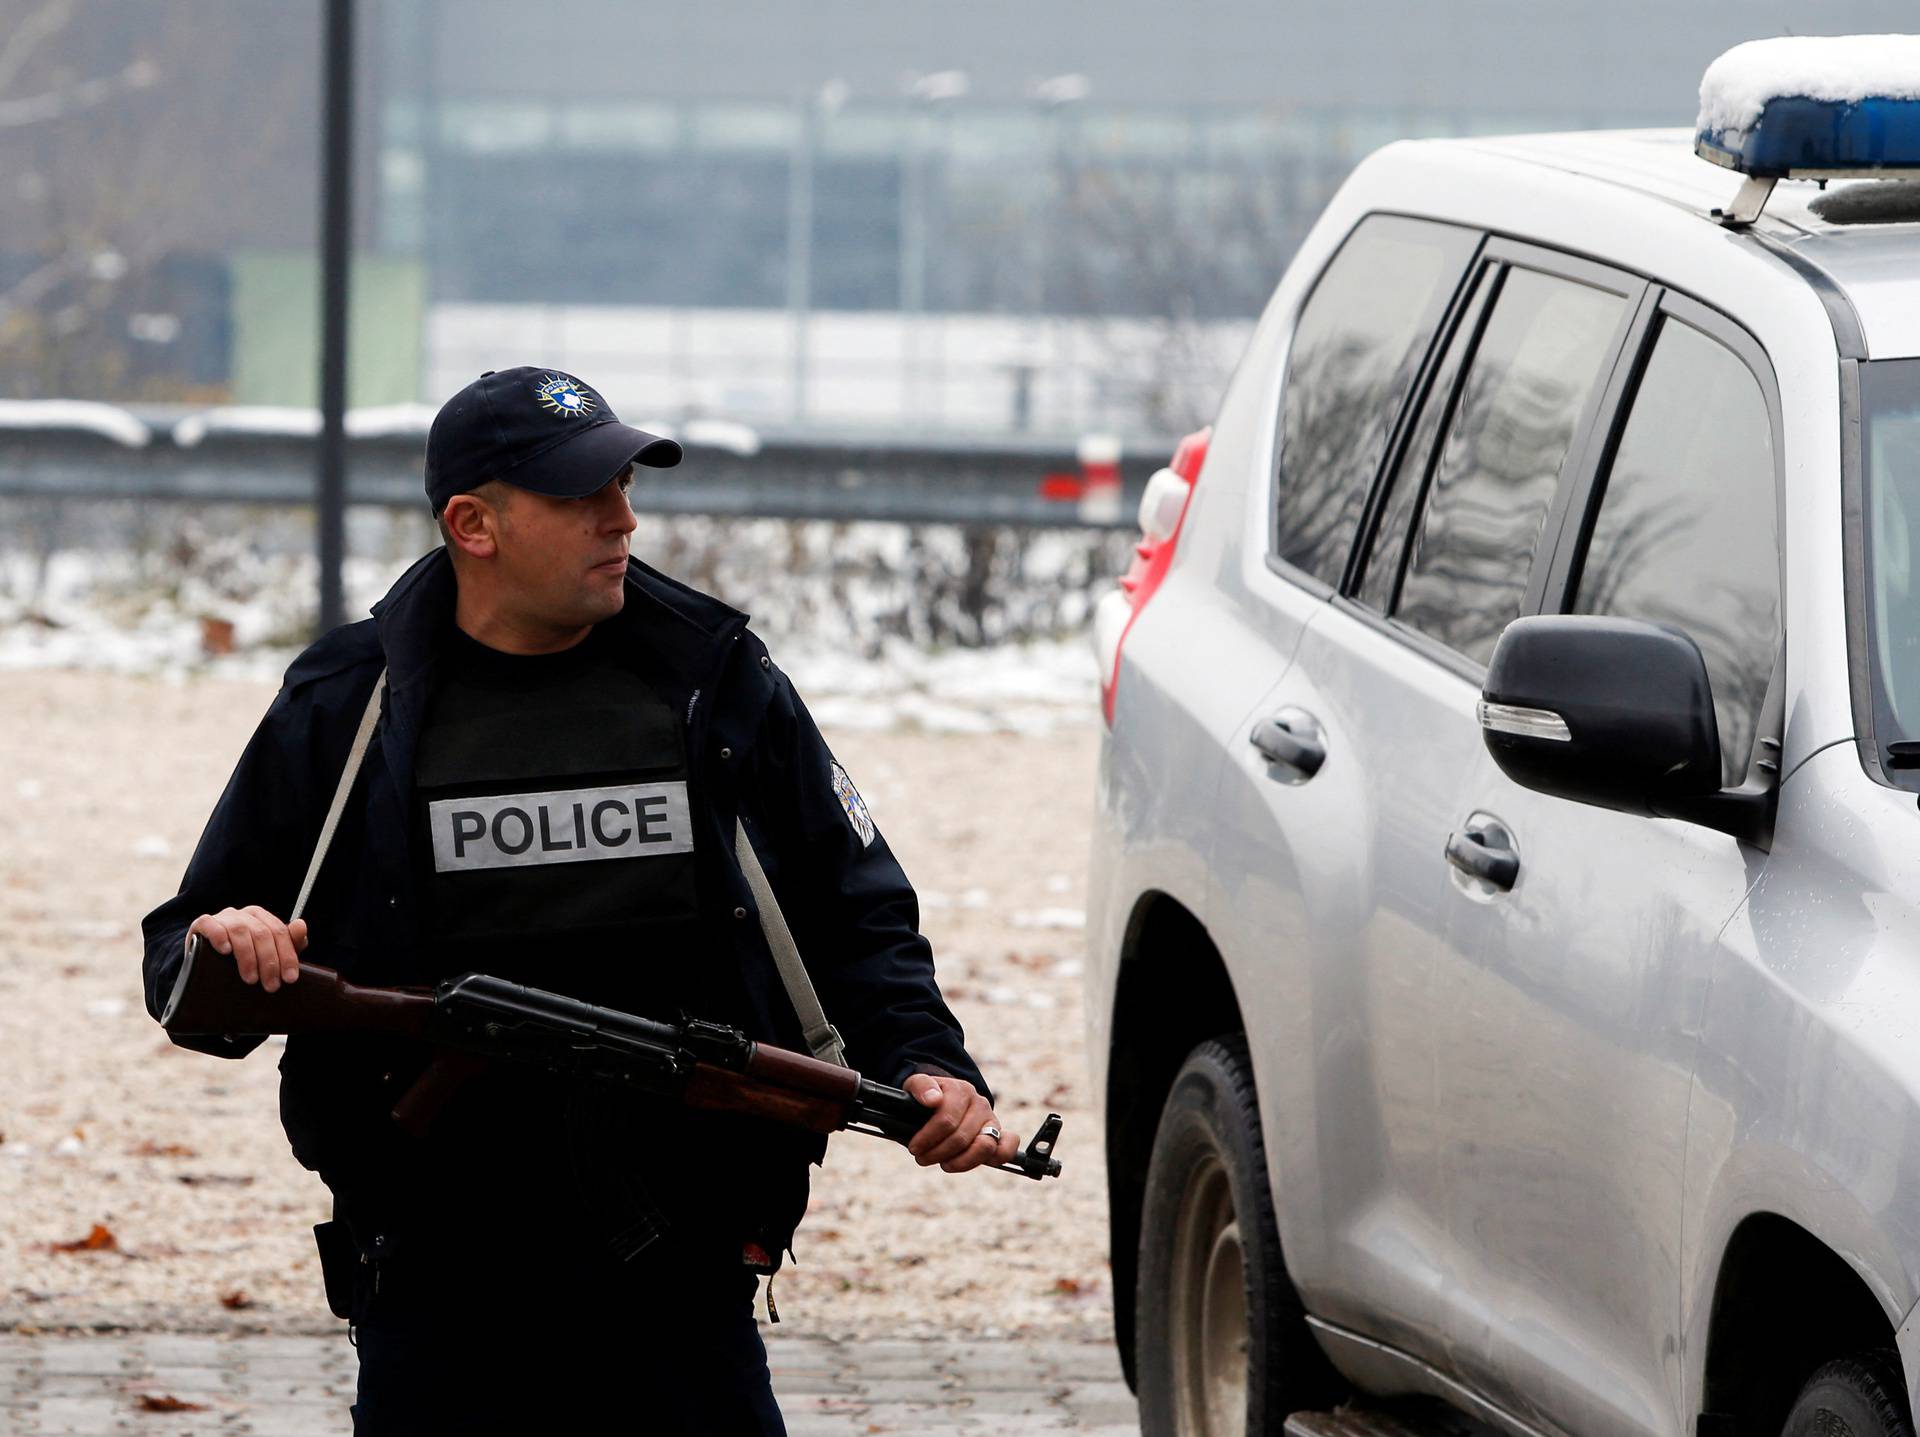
[187,907,308,992]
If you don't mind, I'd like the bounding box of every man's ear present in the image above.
[441,494,501,560]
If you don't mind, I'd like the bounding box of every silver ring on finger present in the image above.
[980,1124,1002,1143]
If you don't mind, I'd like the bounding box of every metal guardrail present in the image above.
[0,416,1171,530]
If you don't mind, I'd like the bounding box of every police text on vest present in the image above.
[428,782,694,872]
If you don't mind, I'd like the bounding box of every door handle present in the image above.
[1445,815,1520,891]
[1249,708,1325,781]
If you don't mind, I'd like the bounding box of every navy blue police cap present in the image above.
[424,367,681,514]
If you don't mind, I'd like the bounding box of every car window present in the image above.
[1394,266,1626,666]
[1273,214,1477,587]
[1353,264,1493,612]
[1570,315,1779,787]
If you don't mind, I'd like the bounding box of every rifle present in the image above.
[161,934,1064,1181]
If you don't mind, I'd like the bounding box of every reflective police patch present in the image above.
[429,781,692,872]
[830,761,875,847]
[533,372,596,420]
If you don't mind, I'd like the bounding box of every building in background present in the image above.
[4,0,1914,439]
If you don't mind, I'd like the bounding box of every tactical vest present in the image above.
[412,623,706,1022]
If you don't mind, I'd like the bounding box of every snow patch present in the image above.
[346,404,438,440]
[681,418,762,456]
[172,406,319,447]
[1698,35,1920,141]
[2,511,1115,733]
[0,400,149,448]
[173,404,439,447]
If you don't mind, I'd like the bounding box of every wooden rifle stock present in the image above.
[162,934,434,1039]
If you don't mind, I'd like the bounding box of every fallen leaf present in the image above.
[135,1393,206,1412]
[48,1224,117,1253]
[130,1140,196,1158]
[219,1290,253,1310]
[199,615,235,657]
[1052,1276,1084,1295]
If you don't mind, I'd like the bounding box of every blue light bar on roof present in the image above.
[1697,94,1920,178]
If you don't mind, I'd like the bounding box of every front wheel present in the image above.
[1782,1351,1914,1437]
[1135,1036,1343,1436]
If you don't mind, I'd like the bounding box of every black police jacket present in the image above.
[139,547,989,1258]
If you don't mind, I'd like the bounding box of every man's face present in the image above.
[488,466,638,631]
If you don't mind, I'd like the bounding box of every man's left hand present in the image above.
[902,1074,1020,1173]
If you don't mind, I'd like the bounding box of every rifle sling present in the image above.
[292,667,388,926]
[292,667,849,1076]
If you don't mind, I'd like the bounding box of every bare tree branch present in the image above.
[0,0,73,98]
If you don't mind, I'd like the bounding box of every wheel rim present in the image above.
[1169,1150,1248,1437]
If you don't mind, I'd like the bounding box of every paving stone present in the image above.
[240,1401,348,1436]
[18,1394,136,1435]
[943,1364,1060,1391]
[1044,1346,1130,1381]
[841,1376,956,1402]
[768,1370,854,1395]
[34,1343,128,1378]
[950,1386,1071,1416]
[1059,1396,1143,1427]
[826,1339,928,1361]
[134,1365,230,1393]
[764,1338,846,1368]
[781,1418,865,1437]
[0,1334,1138,1434]
[133,1336,228,1367]
[855,1402,996,1431]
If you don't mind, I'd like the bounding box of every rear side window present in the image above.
[1571,315,1779,786]
[1273,215,1476,587]
[1395,267,1627,666]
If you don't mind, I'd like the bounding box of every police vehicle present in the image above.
[1086,35,1920,1437]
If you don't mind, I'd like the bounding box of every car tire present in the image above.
[1782,1350,1915,1437]
[1135,1036,1344,1436]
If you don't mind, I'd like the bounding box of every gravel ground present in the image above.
[0,671,1112,1342]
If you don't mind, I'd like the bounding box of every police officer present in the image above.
[139,368,1015,1435]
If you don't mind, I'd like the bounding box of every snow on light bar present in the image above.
[1697,34,1920,178]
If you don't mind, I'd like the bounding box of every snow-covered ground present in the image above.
[0,507,1123,734]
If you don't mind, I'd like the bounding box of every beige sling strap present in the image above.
[292,669,387,924]
[735,819,848,1067]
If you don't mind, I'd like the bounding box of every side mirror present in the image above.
[1479,615,1722,818]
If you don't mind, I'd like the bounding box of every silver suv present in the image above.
[1087,105,1920,1437]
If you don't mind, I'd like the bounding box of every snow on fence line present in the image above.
[0,402,771,454]
[0,401,152,448]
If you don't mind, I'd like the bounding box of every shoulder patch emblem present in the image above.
[830,760,875,847]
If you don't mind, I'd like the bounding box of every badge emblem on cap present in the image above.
[533,373,596,420]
